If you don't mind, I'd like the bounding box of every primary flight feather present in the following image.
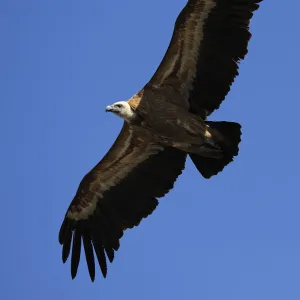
[59,0,263,281]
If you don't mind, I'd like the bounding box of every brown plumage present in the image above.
[59,0,262,281]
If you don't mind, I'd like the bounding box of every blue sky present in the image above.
[1,0,300,299]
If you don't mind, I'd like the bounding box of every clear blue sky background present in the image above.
[1,0,299,299]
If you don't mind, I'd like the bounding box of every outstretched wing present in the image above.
[143,0,262,117]
[59,123,186,281]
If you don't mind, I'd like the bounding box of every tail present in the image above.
[189,121,242,179]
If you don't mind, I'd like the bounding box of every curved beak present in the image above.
[105,105,113,112]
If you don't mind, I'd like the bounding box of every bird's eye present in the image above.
[116,104,122,108]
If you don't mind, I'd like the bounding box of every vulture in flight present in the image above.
[59,0,263,281]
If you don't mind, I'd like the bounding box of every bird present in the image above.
[59,0,263,282]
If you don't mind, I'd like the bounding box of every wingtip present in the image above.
[62,255,68,264]
[71,264,79,280]
[58,219,67,245]
[105,248,115,263]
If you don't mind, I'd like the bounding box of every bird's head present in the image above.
[105,101,135,122]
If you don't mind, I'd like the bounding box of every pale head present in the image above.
[105,101,135,122]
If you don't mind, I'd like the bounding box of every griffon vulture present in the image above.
[59,0,263,281]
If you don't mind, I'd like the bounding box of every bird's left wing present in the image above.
[59,122,186,281]
[138,0,262,118]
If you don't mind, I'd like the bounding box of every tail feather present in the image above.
[190,121,242,179]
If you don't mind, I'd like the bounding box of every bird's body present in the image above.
[59,0,263,282]
[108,88,226,157]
